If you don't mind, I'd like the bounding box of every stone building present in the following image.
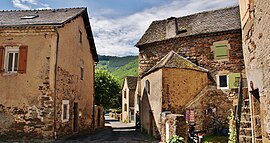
[136,6,245,139]
[239,0,270,142]
[140,51,208,141]
[0,8,98,140]
[122,76,137,123]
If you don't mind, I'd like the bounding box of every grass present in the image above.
[203,135,228,143]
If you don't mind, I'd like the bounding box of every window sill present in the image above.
[2,72,18,76]
[214,58,229,62]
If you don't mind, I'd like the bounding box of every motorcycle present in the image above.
[188,123,205,143]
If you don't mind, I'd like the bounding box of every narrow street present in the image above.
[54,116,159,143]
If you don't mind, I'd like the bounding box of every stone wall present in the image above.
[239,0,270,142]
[138,32,244,79]
[160,114,186,142]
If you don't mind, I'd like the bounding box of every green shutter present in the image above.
[229,73,241,89]
[214,45,227,59]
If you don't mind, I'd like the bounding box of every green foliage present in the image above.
[97,55,138,85]
[228,109,237,143]
[94,68,121,109]
[168,135,184,143]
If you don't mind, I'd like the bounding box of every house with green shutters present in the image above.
[136,6,246,140]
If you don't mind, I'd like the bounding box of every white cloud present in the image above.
[12,0,50,10]
[91,0,238,56]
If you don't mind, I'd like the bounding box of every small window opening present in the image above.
[219,75,228,87]
[80,67,84,80]
[21,15,39,19]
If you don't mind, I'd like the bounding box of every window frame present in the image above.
[4,46,19,73]
[216,74,229,90]
[62,100,70,123]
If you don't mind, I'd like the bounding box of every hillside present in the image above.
[112,59,138,84]
[97,55,137,72]
[97,55,138,85]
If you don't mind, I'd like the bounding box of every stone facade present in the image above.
[137,6,245,140]
[0,8,98,140]
[239,0,270,142]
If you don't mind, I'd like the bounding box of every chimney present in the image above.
[166,17,178,39]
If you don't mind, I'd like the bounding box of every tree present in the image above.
[94,68,121,109]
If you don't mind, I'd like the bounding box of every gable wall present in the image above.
[162,68,208,113]
[56,15,94,137]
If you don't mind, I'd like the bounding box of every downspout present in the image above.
[53,27,60,139]
[235,74,243,143]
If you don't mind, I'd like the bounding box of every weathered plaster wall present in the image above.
[0,28,57,140]
[140,69,162,138]
[122,79,129,122]
[162,68,208,113]
[239,0,270,142]
[55,15,94,137]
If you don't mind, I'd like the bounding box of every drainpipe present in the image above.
[53,27,60,139]
[235,74,243,143]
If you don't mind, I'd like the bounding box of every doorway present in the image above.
[73,102,78,132]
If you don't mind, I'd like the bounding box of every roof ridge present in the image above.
[0,7,86,12]
[152,5,239,23]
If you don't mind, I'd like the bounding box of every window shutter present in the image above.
[229,73,241,89]
[18,45,28,73]
[214,45,227,59]
[0,46,4,72]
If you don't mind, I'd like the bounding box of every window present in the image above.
[217,73,241,89]
[6,48,19,73]
[211,40,230,61]
[214,45,228,59]
[0,45,28,74]
[124,104,127,111]
[79,30,82,43]
[80,67,84,80]
[145,80,150,94]
[124,90,126,98]
[62,100,70,123]
[219,75,228,87]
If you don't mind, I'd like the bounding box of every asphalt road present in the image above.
[53,116,159,143]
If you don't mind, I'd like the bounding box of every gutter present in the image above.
[53,27,60,139]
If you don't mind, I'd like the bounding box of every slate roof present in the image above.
[136,6,241,46]
[0,8,98,62]
[125,76,138,90]
[143,51,208,77]
[0,8,84,27]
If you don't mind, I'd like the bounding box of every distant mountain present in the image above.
[97,55,138,85]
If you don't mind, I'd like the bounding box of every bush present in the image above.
[168,135,184,143]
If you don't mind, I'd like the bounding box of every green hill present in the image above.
[112,59,138,84]
[97,55,138,85]
[97,55,137,72]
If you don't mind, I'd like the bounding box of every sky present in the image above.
[0,0,239,57]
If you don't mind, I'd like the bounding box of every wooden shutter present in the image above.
[229,73,241,89]
[18,45,28,73]
[214,45,227,59]
[0,46,4,72]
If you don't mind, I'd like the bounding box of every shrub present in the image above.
[168,135,184,143]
